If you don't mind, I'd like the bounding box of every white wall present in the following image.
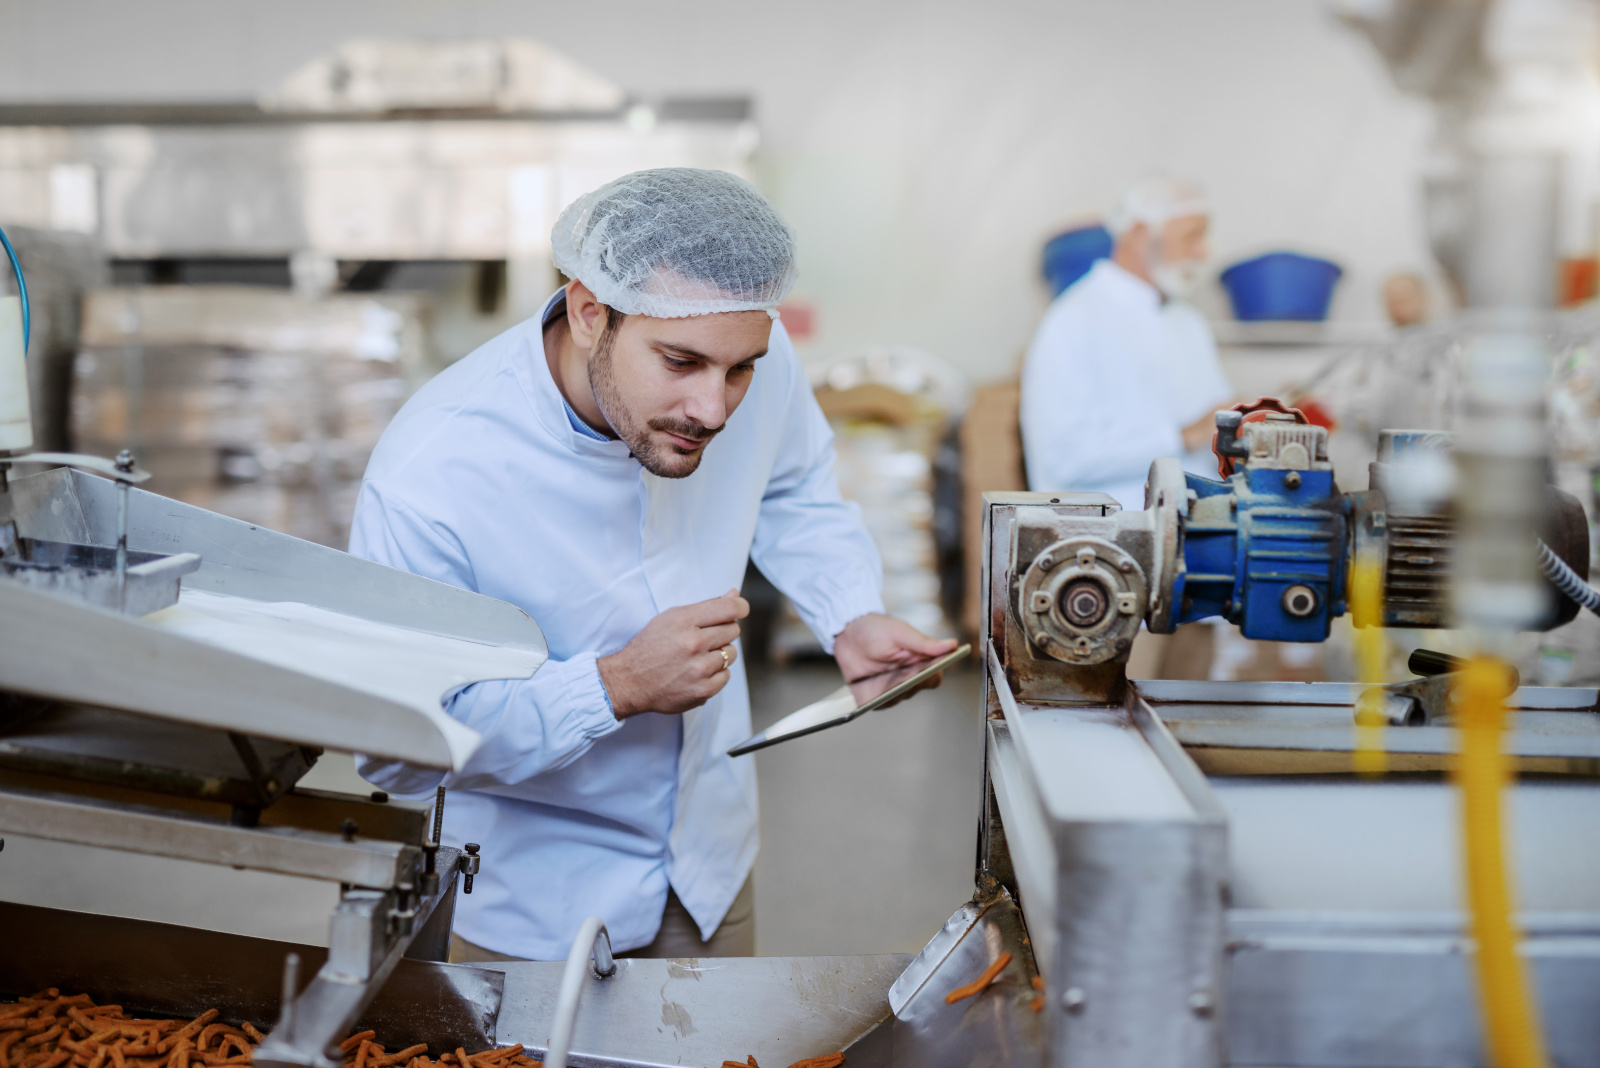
[0,0,1434,383]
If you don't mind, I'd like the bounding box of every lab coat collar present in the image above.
[515,289,631,460]
[1086,257,1163,310]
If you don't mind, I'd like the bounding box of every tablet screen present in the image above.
[728,643,970,757]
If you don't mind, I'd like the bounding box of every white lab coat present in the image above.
[1020,259,1232,508]
[348,290,884,959]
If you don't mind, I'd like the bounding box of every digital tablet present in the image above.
[727,643,971,757]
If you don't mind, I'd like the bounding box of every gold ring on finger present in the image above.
[720,646,733,669]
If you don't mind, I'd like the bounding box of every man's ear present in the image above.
[565,279,607,350]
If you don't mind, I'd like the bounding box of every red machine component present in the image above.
[1212,397,1311,478]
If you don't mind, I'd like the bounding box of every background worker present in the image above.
[349,168,955,962]
[1383,270,1431,328]
[1019,176,1233,679]
[1020,175,1233,510]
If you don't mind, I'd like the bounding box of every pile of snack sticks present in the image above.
[3,990,845,1068]
[0,992,534,1068]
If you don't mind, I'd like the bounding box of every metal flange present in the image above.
[1018,535,1147,664]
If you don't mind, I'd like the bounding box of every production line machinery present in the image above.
[5,399,1599,1068]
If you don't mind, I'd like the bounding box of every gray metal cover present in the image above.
[0,467,546,769]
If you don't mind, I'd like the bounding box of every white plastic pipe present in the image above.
[542,916,615,1068]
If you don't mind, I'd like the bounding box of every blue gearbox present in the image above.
[1169,410,1349,642]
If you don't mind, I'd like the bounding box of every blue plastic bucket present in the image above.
[1219,252,1343,321]
[1041,225,1113,297]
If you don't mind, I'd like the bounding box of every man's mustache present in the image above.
[649,417,720,442]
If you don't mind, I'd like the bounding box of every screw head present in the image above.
[1037,553,1056,571]
[1284,471,1302,490]
[339,818,358,842]
[370,791,388,803]
[1188,990,1214,1017]
[465,842,481,855]
[1062,986,1087,1013]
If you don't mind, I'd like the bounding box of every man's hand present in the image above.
[833,614,960,705]
[599,590,749,718]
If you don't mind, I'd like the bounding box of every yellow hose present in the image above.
[1350,555,1387,776]
[1457,655,1547,1068]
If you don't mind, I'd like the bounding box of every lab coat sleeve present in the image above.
[1019,301,1183,495]
[1163,303,1234,426]
[348,483,623,797]
[749,351,885,654]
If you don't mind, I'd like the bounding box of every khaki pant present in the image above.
[449,876,755,963]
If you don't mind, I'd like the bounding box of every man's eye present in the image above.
[731,362,757,376]
[663,356,693,370]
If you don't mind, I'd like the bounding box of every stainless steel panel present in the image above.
[0,784,418,887]
[487,955,909,1068]
[0,901,501,1053]
[985,695,1227,1065]
[1226,910,1600,1067]
[1138,677,1599,712]
[0,118,756,259]
[0,468,546,768]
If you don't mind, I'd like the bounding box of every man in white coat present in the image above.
[1020,176,1233,509]
[350,169,955,961]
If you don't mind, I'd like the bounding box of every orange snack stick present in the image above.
[338,1035,374,1055]
[377,1045,426,1067]
[454,1048,474,1068]
[162,1015,216,1054]
[26,1026,64,1048]
[237,1028,263,1047]
[943,951,1013,1005]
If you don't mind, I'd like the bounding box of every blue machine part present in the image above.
[1173,467,1350,641]
[1041,225,1113,298]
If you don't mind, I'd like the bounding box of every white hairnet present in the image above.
[1106,175,1209,237]
[551,168,798,319]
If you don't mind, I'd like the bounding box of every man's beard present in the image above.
[589,321,721,479]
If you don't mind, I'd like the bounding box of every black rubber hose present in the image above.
[1537,537,1600,616]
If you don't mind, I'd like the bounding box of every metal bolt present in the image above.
[1284,471,1302,490]
[339,818,358,842]
[369,791,388,803]
[1061,579,1109,626]
[462,842,482,894]
[1030,591,1053,613]
[1188,990,1214,1017]
[1076,547,1096,566]
[1118,559,1134,573]
[1062,986,1087,1013]
[1037,553,1056,571]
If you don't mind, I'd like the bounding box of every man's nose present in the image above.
[684,374,728,430]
